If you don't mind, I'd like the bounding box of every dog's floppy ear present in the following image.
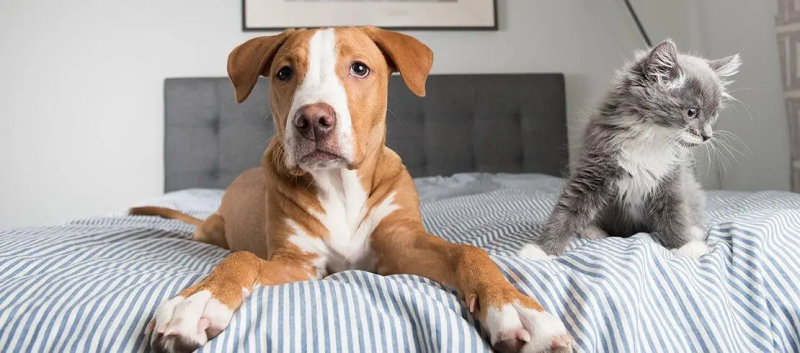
[365,27,433,97]
[227,30,295,103]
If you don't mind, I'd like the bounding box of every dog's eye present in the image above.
[276,66,293,81]
[350,62,370,78]
[686,107,699,119]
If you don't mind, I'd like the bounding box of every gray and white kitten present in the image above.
[518,39,741,260]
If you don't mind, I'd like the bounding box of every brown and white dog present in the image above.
[131,26,574,353]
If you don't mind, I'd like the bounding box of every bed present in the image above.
[1,74,798,353]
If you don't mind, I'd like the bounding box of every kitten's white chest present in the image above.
[615,135,680,221]
[289,169,398,276]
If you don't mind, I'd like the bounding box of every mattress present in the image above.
[1,173,798,352]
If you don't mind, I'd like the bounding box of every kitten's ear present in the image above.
[645,39,680,83]
[707,54,741,77]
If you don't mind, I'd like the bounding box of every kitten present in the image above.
[518,39,741,260]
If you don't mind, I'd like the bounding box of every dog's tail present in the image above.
[128,206,202,226]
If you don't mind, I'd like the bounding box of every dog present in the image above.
[131,26,575,353]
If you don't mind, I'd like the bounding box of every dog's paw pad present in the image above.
[493,328,531,352]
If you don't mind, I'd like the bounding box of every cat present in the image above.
[518,38,741,260]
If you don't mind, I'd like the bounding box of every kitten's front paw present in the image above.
[671,240,710,259]
[689,226,706,241]
[517,244,557,261]
[579,225,609,240]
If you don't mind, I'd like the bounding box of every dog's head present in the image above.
[227,27,433,174]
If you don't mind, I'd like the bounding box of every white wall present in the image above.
[0,0,786,228]
[689,0,790,192]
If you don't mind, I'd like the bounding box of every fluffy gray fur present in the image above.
[521,39,741,258]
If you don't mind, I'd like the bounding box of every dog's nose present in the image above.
[294,103,336,141]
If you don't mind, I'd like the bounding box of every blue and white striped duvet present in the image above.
[1,173,799,352]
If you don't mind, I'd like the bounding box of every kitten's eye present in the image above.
[350,62,370,78]
[686,107,699,119]
[276,66,293,81]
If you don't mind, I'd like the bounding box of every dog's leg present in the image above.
[192,213,228,249]
[146,251,316,353]
[372,225,575,353]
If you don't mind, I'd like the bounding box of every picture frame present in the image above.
[242,0,498,31]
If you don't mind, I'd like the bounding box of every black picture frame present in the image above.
[241,0,498,32]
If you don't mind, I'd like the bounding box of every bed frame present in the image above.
[163,74,568,192]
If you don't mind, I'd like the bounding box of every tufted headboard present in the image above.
[163,74,568,192]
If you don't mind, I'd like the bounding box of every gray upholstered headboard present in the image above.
[164,74,567,192]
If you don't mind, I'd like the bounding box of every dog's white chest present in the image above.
[616,137,679,221]
[289,169,398,276]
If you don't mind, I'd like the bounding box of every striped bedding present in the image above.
[1,172,799,353]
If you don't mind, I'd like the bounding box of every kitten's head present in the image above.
[621,39,741,146]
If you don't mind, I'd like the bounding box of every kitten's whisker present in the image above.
[709,140,730,172]
[716,140,744,166]
[712,140,730,164]
[699,144,712,179]
[715,151,729,173]
[727,87,778,94]
[712,151,728,174]
[714,135,747,157]
[667,131,683,143]
[665,130,684,153]
[714,139,739,168]
[727,95,755,123]
[715,130,753,154]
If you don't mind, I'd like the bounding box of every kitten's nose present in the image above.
[701,125,713,142]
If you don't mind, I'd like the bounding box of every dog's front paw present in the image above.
[146,289,238,353]
[483,300,575,353]
[517,244,557,261]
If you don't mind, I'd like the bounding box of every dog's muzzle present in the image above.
[291,103,347,169]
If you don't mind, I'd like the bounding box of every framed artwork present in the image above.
[242,0,498,31]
